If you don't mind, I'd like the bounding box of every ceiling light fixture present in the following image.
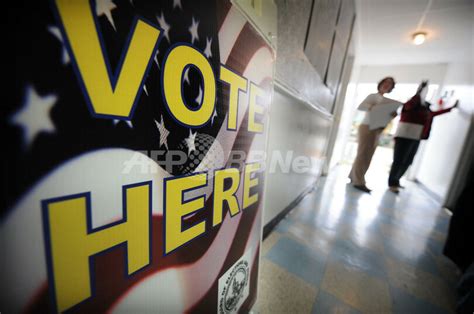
[412,32,427,45]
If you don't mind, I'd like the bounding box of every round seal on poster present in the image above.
[219,260,249,314]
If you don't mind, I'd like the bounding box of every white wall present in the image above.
[263,87,332,225]
[358,63,448,85]
[415,62,474,202]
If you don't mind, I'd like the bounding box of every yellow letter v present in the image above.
[54,0,161,118]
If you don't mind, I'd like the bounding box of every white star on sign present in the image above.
[12,85,57,148]
[156,12,171,42]
[96,0,117,31]
[195,85,203,105]
[211,108,218,125]
[204,37,212,59]
[185,129,197,155]
[154,115,170,150]
[113,119,133,128]
[48,26,70,65]
[183,67,190,85]
[154,50,160,68]
[173,0,182,10]
[189,17,199,44]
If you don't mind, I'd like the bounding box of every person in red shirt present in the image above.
[388,81,458,193]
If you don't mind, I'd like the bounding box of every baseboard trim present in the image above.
[413,179,444,204]
[262,183,316,240]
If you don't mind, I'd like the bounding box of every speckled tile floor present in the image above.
[255,164,461,314]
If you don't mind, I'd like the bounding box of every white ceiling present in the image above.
[355,0,474,65]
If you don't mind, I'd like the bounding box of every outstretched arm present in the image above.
[432,100,458,117]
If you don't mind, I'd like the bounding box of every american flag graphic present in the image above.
[2,0,274,312]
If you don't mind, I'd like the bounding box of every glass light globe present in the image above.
[412,32,427,45]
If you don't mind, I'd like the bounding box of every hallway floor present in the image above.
[255,164,460,313]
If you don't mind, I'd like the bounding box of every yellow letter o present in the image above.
[163,45,216,127]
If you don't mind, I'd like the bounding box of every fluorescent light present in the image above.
[412,32,427,45]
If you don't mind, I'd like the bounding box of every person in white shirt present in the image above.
[349,77,401,193]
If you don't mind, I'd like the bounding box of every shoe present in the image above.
[389,186,400,194]
[389,182,405,189]
[353,185,371,193]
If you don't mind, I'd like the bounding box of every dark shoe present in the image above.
[389,186,400,194]
[353,185,371,193]
[397,184,405,189]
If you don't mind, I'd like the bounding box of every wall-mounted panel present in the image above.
[276,0,355,113]
[304,0,341,79]
[325,0,355,95]
[275,0,333,112]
